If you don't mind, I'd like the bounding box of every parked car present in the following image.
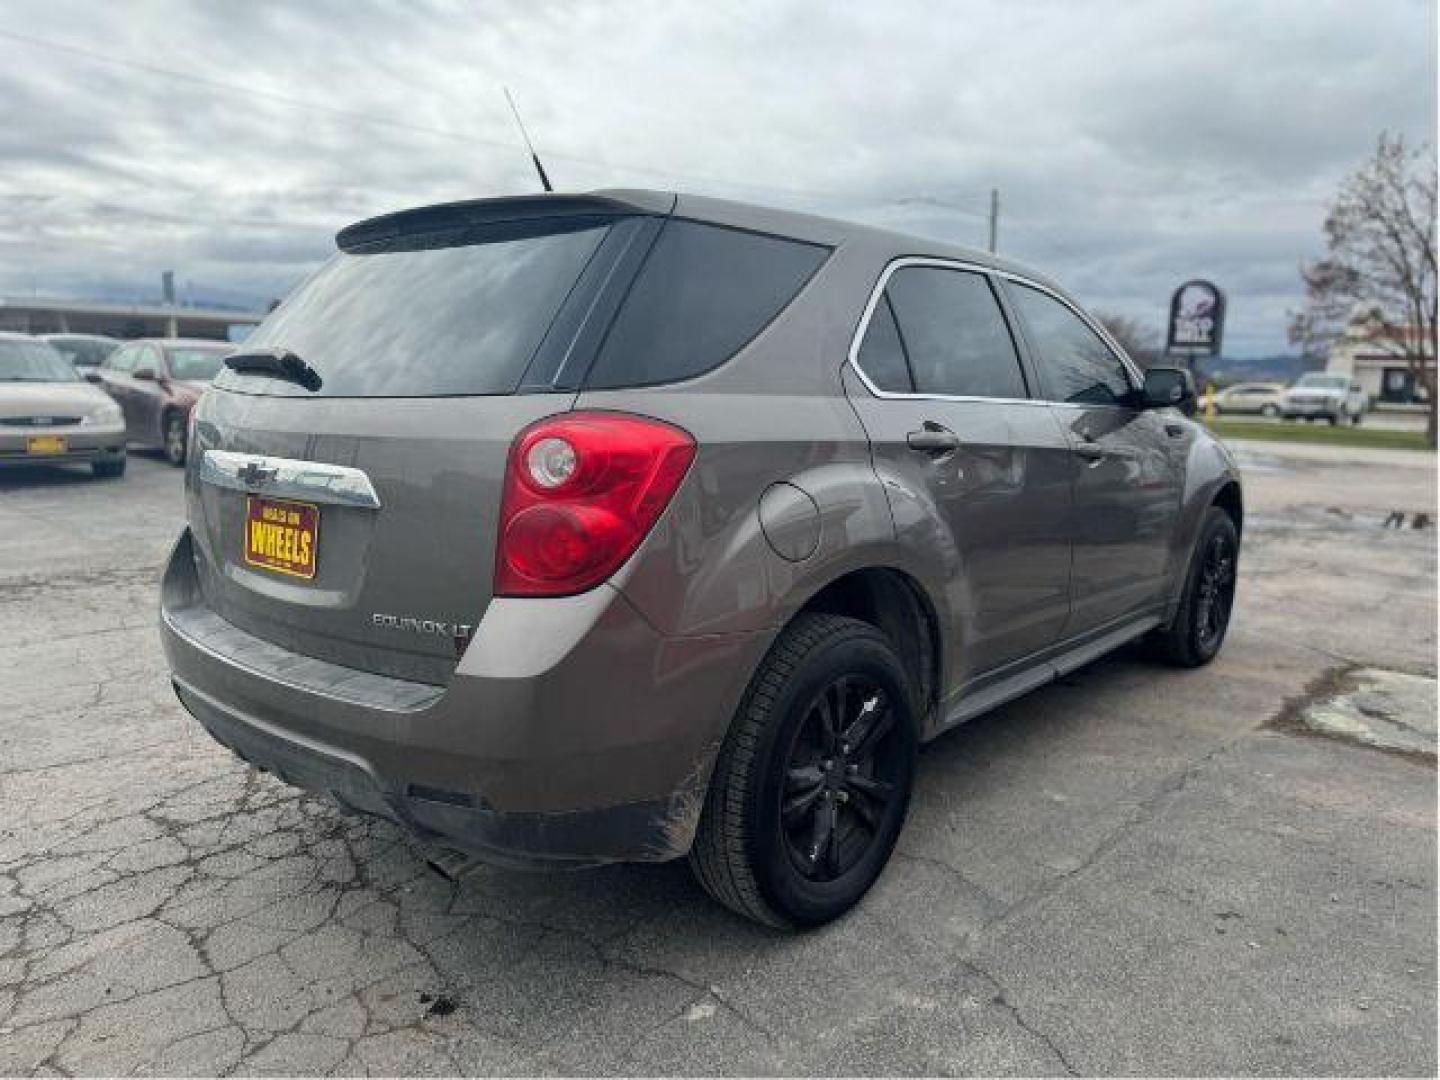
[41,333,119,373]
[1214,381,1284,417]
[1279,373,1367,425]
[0,332,126,477]
[160,192,1243,928]
[97,338,231,464]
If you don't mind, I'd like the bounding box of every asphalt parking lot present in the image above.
[1,442,1435,1076]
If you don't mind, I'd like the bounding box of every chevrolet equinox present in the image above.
[161,191,1242,928]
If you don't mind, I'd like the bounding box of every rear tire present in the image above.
[92,456,126,479]
[689,613,918,929]
[1147,506,1238,667]
[163,412,187,466]
[1260,404,1278,418]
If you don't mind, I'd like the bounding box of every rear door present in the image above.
[187,207,663,685]
[1004,280,1184,635]
[845,260,1074,686]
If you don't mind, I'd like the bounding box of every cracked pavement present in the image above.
[0,441,1435,1076]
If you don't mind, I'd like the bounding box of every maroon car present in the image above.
[96,338,232,465]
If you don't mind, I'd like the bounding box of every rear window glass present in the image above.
[584,219,829,389]
[167,347,229,382]
[220,223,609,397]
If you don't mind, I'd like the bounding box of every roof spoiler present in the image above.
[336,191,676,252]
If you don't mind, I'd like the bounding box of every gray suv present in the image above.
[161,191,1242,928]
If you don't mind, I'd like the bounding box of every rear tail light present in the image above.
[495,411,696,597]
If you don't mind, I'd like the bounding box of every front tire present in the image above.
[163,412,188,466]
[92,455,126,479]
[1147,506,1239,667]
[689,613,918,929]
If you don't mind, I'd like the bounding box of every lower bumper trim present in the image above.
[174,678,689,868]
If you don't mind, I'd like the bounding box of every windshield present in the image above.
[1296,374,1348,390]
[167,346,230,381]
[0,339,80,382]
[48,338,116,368]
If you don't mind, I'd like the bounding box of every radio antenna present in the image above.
[503,86,553,193]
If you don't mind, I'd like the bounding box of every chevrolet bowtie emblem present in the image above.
[237,460,279,486]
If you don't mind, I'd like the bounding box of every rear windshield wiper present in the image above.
[223,349,322,392]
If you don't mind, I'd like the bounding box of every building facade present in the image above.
[1325,313,1434,404]
[0,297,263,342]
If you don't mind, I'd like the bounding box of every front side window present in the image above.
[1010,284,1133,406]
[854,265,1027,399]
[105,345,137,373]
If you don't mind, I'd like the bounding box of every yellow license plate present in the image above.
[26,435,66,455]
[244,496,319,580]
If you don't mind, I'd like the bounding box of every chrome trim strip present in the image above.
[845,255,1143,404]
[200,450,383,509]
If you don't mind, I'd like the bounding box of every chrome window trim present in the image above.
[846,255,1143,407]
[200,450,383,509]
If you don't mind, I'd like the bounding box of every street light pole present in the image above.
[987,188,999,254]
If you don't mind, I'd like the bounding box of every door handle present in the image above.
[1072,432,1105,461]
[906,424,961,456]
[1164,422,1185,437]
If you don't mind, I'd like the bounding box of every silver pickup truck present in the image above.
[1279,373,1368,425]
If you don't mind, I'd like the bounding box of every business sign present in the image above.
[1166,280,1226,356]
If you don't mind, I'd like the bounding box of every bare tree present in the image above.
[1095,311,1162,368]
[1290,133,1437,445]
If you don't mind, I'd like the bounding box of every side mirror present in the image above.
[133,367,157,381]
[1140,366,1196,416]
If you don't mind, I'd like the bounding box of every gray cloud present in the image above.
[0,0,1433,354]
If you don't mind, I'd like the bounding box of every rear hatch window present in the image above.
[217,220,612,397]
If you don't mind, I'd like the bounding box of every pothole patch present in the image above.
[1273,667,1437,763]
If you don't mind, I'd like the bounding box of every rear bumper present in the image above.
[0,425,126,465]
[160,529,768,866]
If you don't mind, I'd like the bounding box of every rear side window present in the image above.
[855,295,913,392]
[221,222,610,397]
[1009,284,1133,406]
[584,219,829,389]
[858,265,1026,399]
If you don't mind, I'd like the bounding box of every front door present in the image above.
[845,262,1074,690]
[1003,281,1184,634]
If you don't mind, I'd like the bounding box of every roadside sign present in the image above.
[1166,280,1226,356]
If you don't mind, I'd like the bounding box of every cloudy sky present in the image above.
[0,0,1434,355]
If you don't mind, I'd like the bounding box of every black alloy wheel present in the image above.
[1192,529,1236,655]
[690,612,918,928]
[781,675,904,883]
[1146,505,1240,667]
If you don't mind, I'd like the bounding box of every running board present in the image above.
[937,614,1163,733]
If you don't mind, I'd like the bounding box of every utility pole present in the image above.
[987,188,999,254]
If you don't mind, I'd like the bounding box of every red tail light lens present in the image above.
[495,412,696,597]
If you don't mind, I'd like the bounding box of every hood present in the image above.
[1285,386,1343,400]
[0,381,116,418]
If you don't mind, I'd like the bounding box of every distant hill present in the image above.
[1196,354,1323,386]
